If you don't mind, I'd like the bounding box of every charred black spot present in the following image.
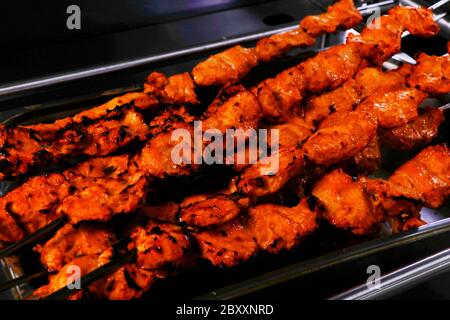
[329,104,336,113]
[0,147,10,157]
[68,185,77,194]
[34,150,52,164]
[103,166,116,175]
[118,127,128,141]
[148,226,163,235]
[307,195,319,211]
[255,177,266,187]
[124,268,142,291]
[167,235,177,244]
[0,159,11,171]
[220,230,228,237]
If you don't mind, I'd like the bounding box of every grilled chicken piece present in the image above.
[236,146,305,197]
[178,194,243,228]
[89,264,166,300]
[381,107,444,151]
[144,72,198,105]
[300,0,362,37]
[361,145,450,209]
[357,88,427,128]
[0,107,149,180]
[256,28,316,63]
[138,86,261,179]
[387,145,450,208]
[347,7,439,65]
[274,117,314,148]
[0,173,70,243]
[360,177,425,233]
[303,110,377,166]
[312,169,383,235]
[192,46,258,86]
[194,219,258,267]
[128,221,190,270]
[33,251,113,300]
[25,92,156,138]
[192,0,362,87]
[341,136,381,175]
[248,198,320,253]
[304,65,409,126]
[407,49,450,95]
[301,43,362,93]
[253,65,305,122]
[0,154,147,243]
[389,6,440,38]
[136,124,196,179]
[255,43,362,122]
[304,79,360,126]
[58,156,147,224]
[34,223,115,272]
[202,85,262,134]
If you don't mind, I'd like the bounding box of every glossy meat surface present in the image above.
[357,88,427,128]
[194,219,257,267]
[248,198,319,253]
[0,108,149,180]
[192,46,258,86]
[407,51,450,95]
[0,173,70,243]
[236,146,304,197]
[129,221,190,270]
[58,156,147,224]
[256,28,315,63]
[304,65,409,126]
[348,7,439,65]
[381,108,444,151]
[387,145,450,208]
[144,72,198,105]
[303,111,377,166]
[300,0,362,37]
[179,194,242,227]
[34,223,115,272]
[312,169,383,235]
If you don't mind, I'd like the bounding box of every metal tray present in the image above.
[1,0,449,300]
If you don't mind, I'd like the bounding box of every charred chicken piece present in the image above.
[0,107,149,181]
[128,220,190,270]
[0,173,70,243]
[58,156,147,224]
[193,219,258,267]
